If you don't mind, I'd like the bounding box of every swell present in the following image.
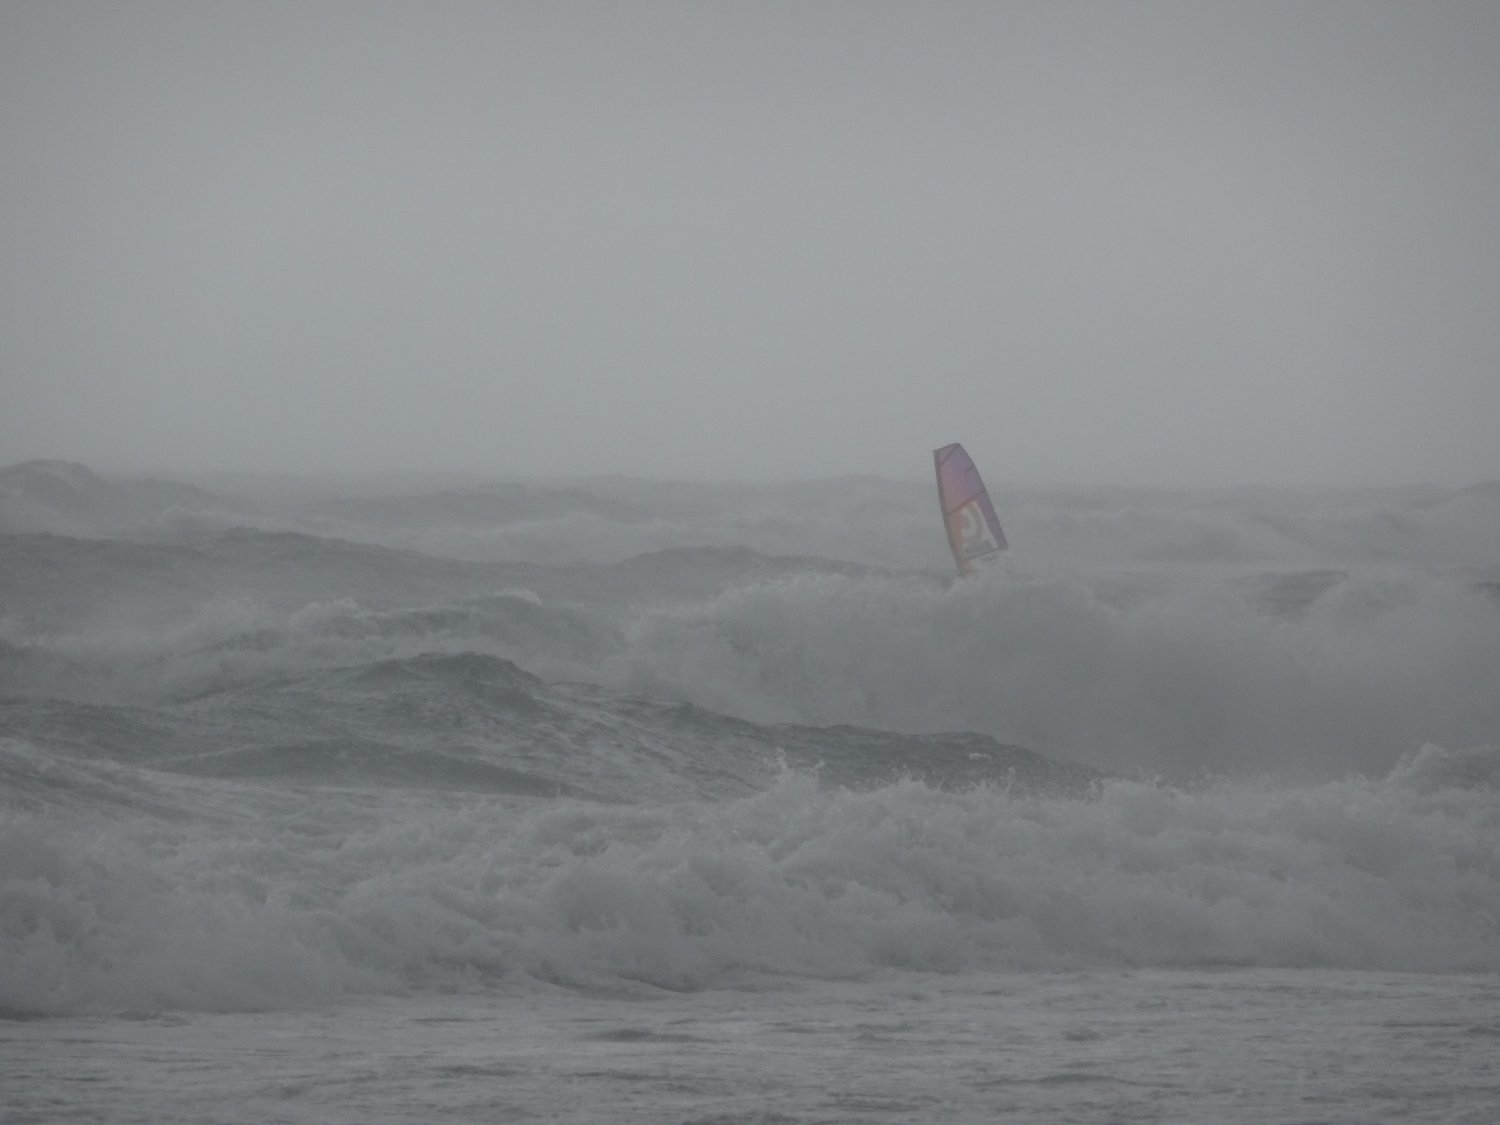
[2,648,1100,806]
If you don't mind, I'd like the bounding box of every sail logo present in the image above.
[956,500,1001,558]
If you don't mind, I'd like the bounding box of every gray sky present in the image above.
[3,1,1498,485]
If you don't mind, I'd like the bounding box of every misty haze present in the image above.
[3,4,1498,1124]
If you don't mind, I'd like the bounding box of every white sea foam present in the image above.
[4,747,1495,1016]
[606,562,1500,779]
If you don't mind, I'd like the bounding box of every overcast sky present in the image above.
[3,2,1497,485]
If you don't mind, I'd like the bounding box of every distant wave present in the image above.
[2,646,1101,808]
[1387,742,1500,793]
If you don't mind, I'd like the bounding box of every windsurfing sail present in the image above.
[934,443,1007,575]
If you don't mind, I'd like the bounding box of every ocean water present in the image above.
[2,461,1498,1123]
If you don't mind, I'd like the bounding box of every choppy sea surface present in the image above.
[3,460,1498,1122]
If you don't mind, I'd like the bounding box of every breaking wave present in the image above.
[3,743,1495,1016]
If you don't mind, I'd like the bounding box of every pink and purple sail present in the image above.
[934,443,1007,575]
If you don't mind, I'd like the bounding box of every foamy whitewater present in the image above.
[2,461,1498,1123]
